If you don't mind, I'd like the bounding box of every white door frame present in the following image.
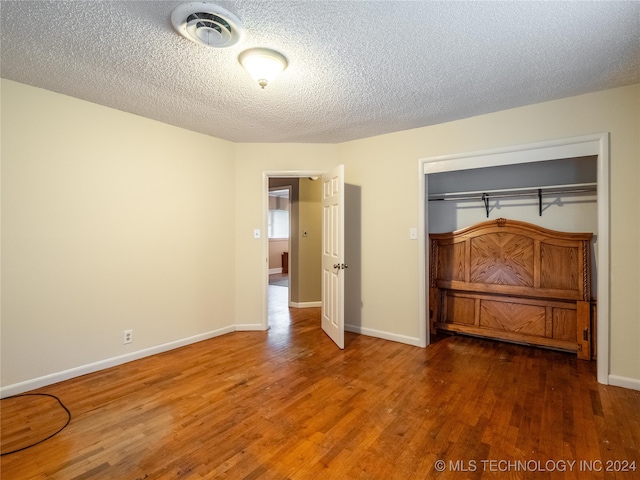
[417,133,610,384]
[261,170,326,330]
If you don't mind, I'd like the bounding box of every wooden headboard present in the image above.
[429,218,593,359]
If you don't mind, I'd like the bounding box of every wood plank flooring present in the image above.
[2,285,639,479]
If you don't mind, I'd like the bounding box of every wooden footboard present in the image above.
[429,218,594,359]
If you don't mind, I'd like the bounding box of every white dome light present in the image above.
[238,48,288,89]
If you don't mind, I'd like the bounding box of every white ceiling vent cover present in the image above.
[171,2,243,48]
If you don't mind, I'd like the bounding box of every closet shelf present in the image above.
[428,182,597,217]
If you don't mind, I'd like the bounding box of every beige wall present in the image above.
[2,79,639,392]
[297,178,322,303]
[268,239,289,270]
[1,79,236,388]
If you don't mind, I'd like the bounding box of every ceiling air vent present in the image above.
[171,3,243,48]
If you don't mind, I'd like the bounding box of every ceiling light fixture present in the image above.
[238,48,288,89]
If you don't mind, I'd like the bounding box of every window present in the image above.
[268,189,290,239]
[268,210,289,238]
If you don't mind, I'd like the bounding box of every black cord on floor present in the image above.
[0,393,71,456]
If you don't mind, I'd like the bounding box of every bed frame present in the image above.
[429,218,593,359]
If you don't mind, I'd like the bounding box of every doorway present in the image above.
[264,173,324,331]
[418,133,610,384]
[267,183,292,329]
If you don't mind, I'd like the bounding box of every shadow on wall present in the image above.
[344,183,362,332]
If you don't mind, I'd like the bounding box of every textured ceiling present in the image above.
[1,1,639,143]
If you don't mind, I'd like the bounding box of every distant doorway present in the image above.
[268,185,291,296]
[264,173,325,332]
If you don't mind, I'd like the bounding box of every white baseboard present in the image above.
[269,268,283,274]
[235,323,266,331]
[0,326,235,398]
[345,324,422,347]
[608,374,640,391]
[290,301,321,308]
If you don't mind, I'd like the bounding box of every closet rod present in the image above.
[429,187,597,202]
[428,184,597,218]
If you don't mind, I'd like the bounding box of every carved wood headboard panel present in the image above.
[429,218,593,359]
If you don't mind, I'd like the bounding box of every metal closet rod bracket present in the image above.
[482,193,489,218]
[483,188,544,217]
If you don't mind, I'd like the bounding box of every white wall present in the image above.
[1,80,236,392]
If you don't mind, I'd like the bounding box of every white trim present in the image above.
[421,134,603,174]
[0,326,235,398]
[595,134,610,385]
[289,301,322,308]
[608,375,640,391]
[417,160,428,347]
[235,323,266,331]
[269,267,283,274]
[418,133,610,385]
[345,324,422,347]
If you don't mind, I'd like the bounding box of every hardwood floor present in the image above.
[2,286,639,479]
[269,273,289,288]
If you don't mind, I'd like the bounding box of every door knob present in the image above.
[342,263,348,269]
[333,264,340,269]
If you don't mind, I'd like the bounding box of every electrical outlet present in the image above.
[123,329,133,344]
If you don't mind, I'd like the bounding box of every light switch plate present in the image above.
[254,229,261,238]
[409,227,418,240]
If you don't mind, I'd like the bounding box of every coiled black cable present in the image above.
[0,393,71,456]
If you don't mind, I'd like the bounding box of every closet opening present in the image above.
[418,134,610,384]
